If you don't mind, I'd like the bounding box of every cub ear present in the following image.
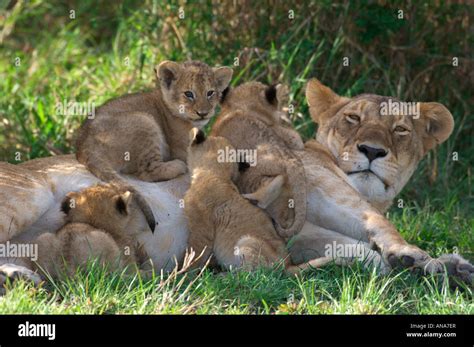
[115,191,132,216]
[306,78,349,124]
[213,66,233,92]
[238,161,251,172]
[264,84,277,105]
[156,61,181,89]
[61,193,75,215]
[189,127,206,145]
[275,84,290,109]
[220,86,231,104]
[416,102,454,154]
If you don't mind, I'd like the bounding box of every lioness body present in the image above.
[0,155,189,274]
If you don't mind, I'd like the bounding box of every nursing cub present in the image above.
[76,61,233,231]
[30,184,151,279]
[211,82,306,239]
[184,129,335,273]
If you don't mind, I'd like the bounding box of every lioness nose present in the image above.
[196,111,209,118]
[357,144,388,162]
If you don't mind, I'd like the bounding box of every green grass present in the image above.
[0,1,473,314]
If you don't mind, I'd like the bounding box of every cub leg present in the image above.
[242,174,285,209]
[135,157,187,182]
[217,234,287,271]
[185,221,215,270]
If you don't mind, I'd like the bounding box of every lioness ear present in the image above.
[190,127,206,145]
[213,66,233,92]
[156,61,181,89]
[416,102,454,154]
[115,191,132,216]
[306,78,349,124]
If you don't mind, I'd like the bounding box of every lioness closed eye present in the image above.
[75,60,233,232]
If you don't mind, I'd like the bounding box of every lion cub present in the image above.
[32,184,151,278]
[184,129,334,273]
[76,60,233,231]
[211,82,306,239]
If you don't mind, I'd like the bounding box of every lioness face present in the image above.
[306,79,454,210]
[61,184,150,234]
[156,60,233,128]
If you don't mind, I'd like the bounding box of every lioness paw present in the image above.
[384,244,432,271]
[0,263,42,294]
[436,254,474,288]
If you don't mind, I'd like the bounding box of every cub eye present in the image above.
[207,90,215,98]
[345,114,360,124]
[184,91,194,100]
[394,126,410,135]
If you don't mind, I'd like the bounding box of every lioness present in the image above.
[289,79,473,285]
[75,60,233,231]
[1,80,472,288]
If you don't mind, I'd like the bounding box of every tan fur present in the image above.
[211,82,306,240]
[305,78,454,212]
[1,77,472,287]
[184,129,336,274]
[76,60,233,231]
[30,184,150,278]
[288,79,474,286]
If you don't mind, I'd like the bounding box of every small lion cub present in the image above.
[76,61,233,231]
[184,128,334,273]
[211,82,306,239]
[32,184,151,278]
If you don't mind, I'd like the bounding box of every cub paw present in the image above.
[167,159,188,178]
[0,263,42,295]
[436,254,474,288]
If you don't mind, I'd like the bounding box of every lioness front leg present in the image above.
[306,172,473,285]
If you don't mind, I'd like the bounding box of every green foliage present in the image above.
[0,0,472,314]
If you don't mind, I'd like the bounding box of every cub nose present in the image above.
[196,111,209,119]
[357,144,388,162]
